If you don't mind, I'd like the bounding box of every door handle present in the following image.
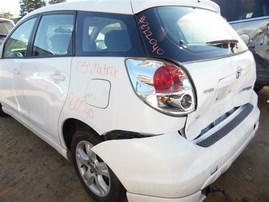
[50,72,65,81]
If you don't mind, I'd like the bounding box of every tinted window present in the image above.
[33,14,75,57]
[3,18,36,58]
[76,12,144,57]
[212,0,269,21]
[136,7,248,62]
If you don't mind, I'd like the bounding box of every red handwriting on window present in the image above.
[138,15,164,55]
[75,61,119,78]
[68,93,94,120]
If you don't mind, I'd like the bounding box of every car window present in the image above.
[33,14,75,57]
[212,0,269,21]
[76,12,144,57]
[95,22,124,51]
[81,16,130,52]
[136,6,248,62]
[3,18,36,58]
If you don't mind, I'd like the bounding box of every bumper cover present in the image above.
[92,96,260,201]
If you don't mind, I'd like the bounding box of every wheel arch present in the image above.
[62,118,100,152]
[0,102,7,117]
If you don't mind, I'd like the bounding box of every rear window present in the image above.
[212,0,269,21]
[136,6,248,62]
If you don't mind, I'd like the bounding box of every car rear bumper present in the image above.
[92,93,260,201]
[127,190,205,202]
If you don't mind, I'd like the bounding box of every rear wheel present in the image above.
[71,129,125,202]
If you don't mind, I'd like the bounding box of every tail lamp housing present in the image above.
[125,58,196,116]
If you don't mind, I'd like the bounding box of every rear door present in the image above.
[21,13,75,142]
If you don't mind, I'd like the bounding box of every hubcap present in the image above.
[76,141,111,197]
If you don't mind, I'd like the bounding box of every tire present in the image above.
[71,129,125,202]
[0,103,7,117]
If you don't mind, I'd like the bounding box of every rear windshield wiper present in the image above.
[206,39,239,52]
[206,39,238,45]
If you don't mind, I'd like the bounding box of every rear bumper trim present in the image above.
[197,104,254,147]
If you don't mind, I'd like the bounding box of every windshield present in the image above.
[136,6,248,62]
[0,20,14,36]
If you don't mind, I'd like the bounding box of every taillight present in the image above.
[153,64,183,93]
[126,58,196,116]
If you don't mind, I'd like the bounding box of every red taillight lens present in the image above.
[153,64,183,93]
[126,59,195,115]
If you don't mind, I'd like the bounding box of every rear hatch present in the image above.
[133,4,256,140]
[183,52,255,140]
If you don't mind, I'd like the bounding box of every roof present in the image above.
[28,0,133,16]
[131,0,220,13]
[25,0,220,17]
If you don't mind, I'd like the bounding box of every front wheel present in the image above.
[71,129,125,202]
[0,103,7,117]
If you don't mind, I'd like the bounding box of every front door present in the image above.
[0,18,37,118]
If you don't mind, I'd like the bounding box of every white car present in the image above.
[0,18,14,46]
[0,0,260,202]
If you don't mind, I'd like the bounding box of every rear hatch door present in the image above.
[134,4,256,140]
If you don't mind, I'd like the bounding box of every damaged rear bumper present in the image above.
[92,96,260,202]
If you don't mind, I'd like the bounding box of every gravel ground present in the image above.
[0,87,268,202]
